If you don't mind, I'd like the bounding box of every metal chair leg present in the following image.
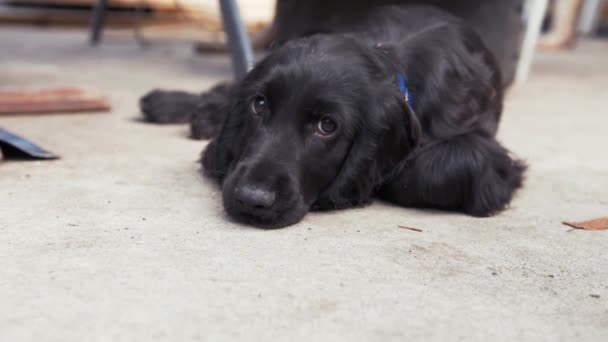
[219,0,255,79]
[90,0,109,45]
[90,0,255,77]
[515,0,548,83]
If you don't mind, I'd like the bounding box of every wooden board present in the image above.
[7,0,199,11]
[0,87,110,114]
[5,0,275,22]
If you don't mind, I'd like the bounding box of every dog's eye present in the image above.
[317,116,338,136]
[251,95,269,116]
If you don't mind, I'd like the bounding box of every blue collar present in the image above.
[397,73,414,107]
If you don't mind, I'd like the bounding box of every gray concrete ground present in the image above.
[0,28,607,341]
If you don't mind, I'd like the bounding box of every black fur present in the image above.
[140,5,525,228]
[272,0,523,85]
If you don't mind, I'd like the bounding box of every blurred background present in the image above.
[1,2,608,341]
[0,0,606,88]
[0,0,606,105]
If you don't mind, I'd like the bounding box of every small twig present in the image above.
[562,221,582,230]
[398,225,423,232]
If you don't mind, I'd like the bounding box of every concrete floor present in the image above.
[0,28,607,341]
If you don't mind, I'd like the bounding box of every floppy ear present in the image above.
[201,94,248,182]
[373,93,421,180]
[313,91,421,209]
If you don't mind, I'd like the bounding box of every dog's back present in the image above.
[327,5,504,139]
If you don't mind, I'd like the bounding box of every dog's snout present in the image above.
[235,185,276,210]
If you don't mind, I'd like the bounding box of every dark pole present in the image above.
[90,0,109,44]
[219,0,255,79]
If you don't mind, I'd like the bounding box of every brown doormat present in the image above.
[0,87,110,115]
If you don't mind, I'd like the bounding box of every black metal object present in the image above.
[0,128,59,160]
[90,0,109,44]
[89,0,255,79]
[219,0,255,79]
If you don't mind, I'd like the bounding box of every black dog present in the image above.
[141,5,526,228]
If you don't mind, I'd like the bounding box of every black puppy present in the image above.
[141,5,525,228]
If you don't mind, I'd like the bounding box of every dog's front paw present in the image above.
[140,89,199,124]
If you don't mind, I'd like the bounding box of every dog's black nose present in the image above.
[235,186,276,209]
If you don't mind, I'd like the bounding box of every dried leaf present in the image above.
[398,225,423,232]
[562,217,608,231]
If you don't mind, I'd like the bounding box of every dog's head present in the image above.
[203,35,420,228]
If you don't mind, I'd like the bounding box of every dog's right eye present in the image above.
[250,95,269,116]
[316,116,338,136]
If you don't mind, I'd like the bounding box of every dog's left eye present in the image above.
[251,95,269,116]
[316,116,338,136]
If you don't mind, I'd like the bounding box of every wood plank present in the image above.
[0,87,110,114]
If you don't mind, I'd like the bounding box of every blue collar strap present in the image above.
[397,73,414,108]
